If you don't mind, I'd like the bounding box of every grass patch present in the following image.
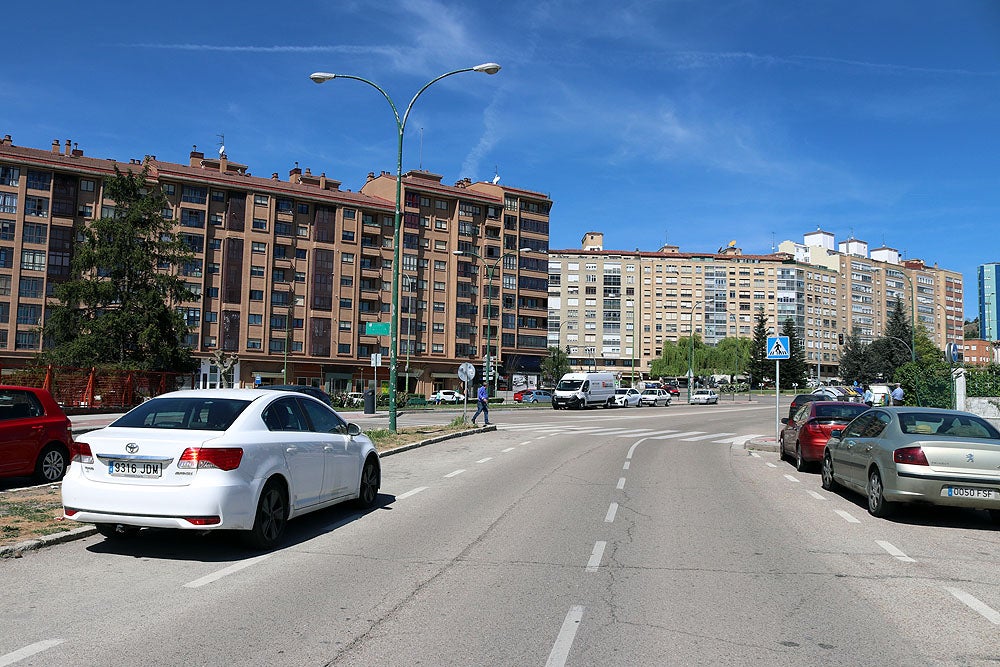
[364,420,477,452]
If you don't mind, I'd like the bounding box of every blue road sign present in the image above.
[766,336,790,360]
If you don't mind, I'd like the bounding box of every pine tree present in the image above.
[747,308,771,389]
[43,166,197,371]
[779,317,809,389]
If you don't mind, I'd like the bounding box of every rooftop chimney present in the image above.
[51,139,60,153]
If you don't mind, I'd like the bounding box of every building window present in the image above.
[254,194,269,206]
[297,202,309,215]
[275,222,293,236]
[252,218,267,231]
[79,179,95,192]
[0,166,20,187]
[209,213,224,226]
[341,253,355,264]
[343,208,356,220]
[26,170,51,190]
[251,242,267,254]
[162,183,176,196]
[248,313,263,325]
[338,343,351,354]
[277,198,293,212]
[181,186,207,204]
[247,338,262,350]
[0,193,16,214]
[22,223,46,245]
[340,298,352,309]
[181,209,205,227]
[21,250,45,271]
[24,196,48,217]
[249,290,264,301]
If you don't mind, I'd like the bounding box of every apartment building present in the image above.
[960,339,997,366]
[978,262,1000,341]
[550,229,963,381]
[0,136,551,394]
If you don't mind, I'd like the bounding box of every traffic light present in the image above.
[565,345,571,354]
[838,333,844,345]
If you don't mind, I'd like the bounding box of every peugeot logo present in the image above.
[125,443,139,454]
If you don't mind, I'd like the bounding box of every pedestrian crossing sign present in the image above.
[766,336,790,360]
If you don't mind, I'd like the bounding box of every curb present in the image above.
[746,437,778,453]
[0,425,496,558]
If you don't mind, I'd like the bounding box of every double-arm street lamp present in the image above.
[454,247,531,392]
[310,63,501,432]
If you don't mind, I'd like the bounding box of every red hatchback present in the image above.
[780,400,870,472]
[0,386,74,483]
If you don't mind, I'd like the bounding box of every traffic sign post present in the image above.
[766,336,791,446]
[458,362,476,421]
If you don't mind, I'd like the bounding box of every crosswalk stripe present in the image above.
[650,431,707,440]
[681,432,735,441]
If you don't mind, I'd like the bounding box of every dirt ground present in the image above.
[0,422,475,549]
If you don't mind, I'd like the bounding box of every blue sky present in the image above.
[4,1,998,318]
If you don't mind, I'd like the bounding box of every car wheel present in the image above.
[821,453,838,490]
[34,444,69,483]
[794,443,809,473]
[356,457,380,509]
[867,469,893,518]
[95,523,141,539]
[244,479,288,550]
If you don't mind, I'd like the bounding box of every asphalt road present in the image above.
[5,401,1000,665]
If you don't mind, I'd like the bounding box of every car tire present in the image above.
[34,443,69,483]
[244,479,288,550]
[867,469,894,518]
[794,443,809,473]
[355,457,380,509]
[821,453,838,490]
[95,523,141,539]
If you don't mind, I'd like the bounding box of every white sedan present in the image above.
[689,389,719,405]
[639,388,672,407]
[61,389,380,549]
[429,390,466,404]
[614,387,642,407]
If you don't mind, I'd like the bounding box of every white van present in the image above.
[552,372,617,409]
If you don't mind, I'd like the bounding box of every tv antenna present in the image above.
[217,133,226,158]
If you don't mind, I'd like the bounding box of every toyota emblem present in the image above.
[125,442,139,454]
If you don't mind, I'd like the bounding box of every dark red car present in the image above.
[662,384,680,397]
[0,386,73,482]
[780,400,870,472]
[512,390,526,402]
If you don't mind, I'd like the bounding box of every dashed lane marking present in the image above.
[444,469,466,478]
[185,553,273,588]
[945,587,1000,625]
[586,542,607,572]
[835,509,861,524]
[0,640,65,667]
[616,478,626,490]
[605,503,619,523]
[877,540,916,563]
[650,431,707,440]
[476,457,493,464]
[682,432,735,441]
[784,474,801,483]
[396,487,428,500]
[806,490,826,500]
[545,605,585,667]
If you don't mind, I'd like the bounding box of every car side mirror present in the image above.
[780,418,788,424]
[830,428,843,438]
[347,423,361,437]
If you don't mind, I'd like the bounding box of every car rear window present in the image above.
[899,412,1000,439]
[111,398,251,431]
[813,404,869,420]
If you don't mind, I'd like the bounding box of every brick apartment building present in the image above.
[0,136,551,395]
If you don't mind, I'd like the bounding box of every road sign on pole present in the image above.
[766,336,790,360]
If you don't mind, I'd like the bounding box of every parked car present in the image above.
[639,388,672,407]
[0,385,73,483]
[344,392,365,407]
[62,388,380,549]
[689,389,719,405]
[614,387,642,408]
[512,390,526,402]
[787,393,820,421]
[662,383,681,397]
[822,407,1000,519]
[429,390,465,404]
[265,384,334,406]
[518,390,552,404]
[780,401,870,472]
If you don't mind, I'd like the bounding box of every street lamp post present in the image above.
[687,301,703,402]
[455,248,531,394]
[310,63,501,432]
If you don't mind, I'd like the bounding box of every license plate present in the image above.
[942,486,998,499]
[109,461,162,478]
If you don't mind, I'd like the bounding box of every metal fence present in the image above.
[2,365,191,410]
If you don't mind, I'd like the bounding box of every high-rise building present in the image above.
[0,136,551,394]
[978,262,1000,341]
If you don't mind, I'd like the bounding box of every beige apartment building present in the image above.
[0,136,551,395]
[549,230,963,382]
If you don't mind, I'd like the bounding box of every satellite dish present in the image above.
[492,173,501,185]
[218,145,226,156]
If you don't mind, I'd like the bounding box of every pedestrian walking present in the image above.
[472,381,491,425]
[891,383,904,406]
[862,385,873,407]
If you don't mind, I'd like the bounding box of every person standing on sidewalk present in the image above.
[472,381,490,426]
[891,383,904,406]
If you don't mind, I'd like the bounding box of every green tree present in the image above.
[747,308,770,388]
[779,317,809,389]
[43,166,197,371]
[837,330,871,385]
[541,346,571,386]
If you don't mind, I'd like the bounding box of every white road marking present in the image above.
[682,432,735,441]
[396,486,428,500]
[784,474,801,483]
[749,452,761,458]
[536,435,547,439]
[184,554,273,588]
[501,447,515,453]
[765,462,777,468]
[476,457,493,464]
[945,587,1000,625]
[520,441,531,446]
[0,640,65,667]
[877,540,916,563]
[834,510,861,524]
[806,490,826,500]
[545,605,586,667]
[444,469,466,478]
[626,442,641,459]
[651,431,707,440]
[611,429,662,437]
[605,503,619,523]
[616,478,626,490]
[586,541,607,572]
[623,461,630,470]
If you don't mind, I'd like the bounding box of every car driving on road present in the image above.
[62,389,380,549]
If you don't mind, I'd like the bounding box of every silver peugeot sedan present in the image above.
[822,407,1000,519]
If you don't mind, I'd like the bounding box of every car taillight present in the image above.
[70,441,93,464]
[177,447,243,471]
[894,446,929,466]
[184,516,221,526]
[804,421,827,434]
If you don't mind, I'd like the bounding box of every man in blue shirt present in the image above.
[472,381,490,425]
